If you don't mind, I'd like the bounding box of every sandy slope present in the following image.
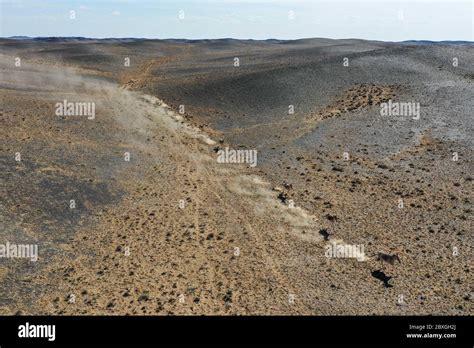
[1,59,322,314]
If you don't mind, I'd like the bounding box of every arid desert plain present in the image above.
[0,37,472,315]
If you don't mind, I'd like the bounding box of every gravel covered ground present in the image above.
[0,38,472,315]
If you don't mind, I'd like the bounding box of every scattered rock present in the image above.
[223,290,233,303]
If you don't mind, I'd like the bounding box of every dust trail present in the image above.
[135,88,368,258]
[2,51,368,259]
[139,93,216,145]
[1,56,369,315]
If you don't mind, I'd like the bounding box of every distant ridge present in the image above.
[3,36,474,45]
[3,36,149,42]
[402,40,474,45]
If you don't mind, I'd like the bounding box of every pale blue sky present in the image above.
[0,0,472,41]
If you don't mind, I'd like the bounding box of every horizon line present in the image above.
[2,36,474,43]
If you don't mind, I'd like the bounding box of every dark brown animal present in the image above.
[376,252,400,267]
[277,191,288,204]
[319,228,330,241]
